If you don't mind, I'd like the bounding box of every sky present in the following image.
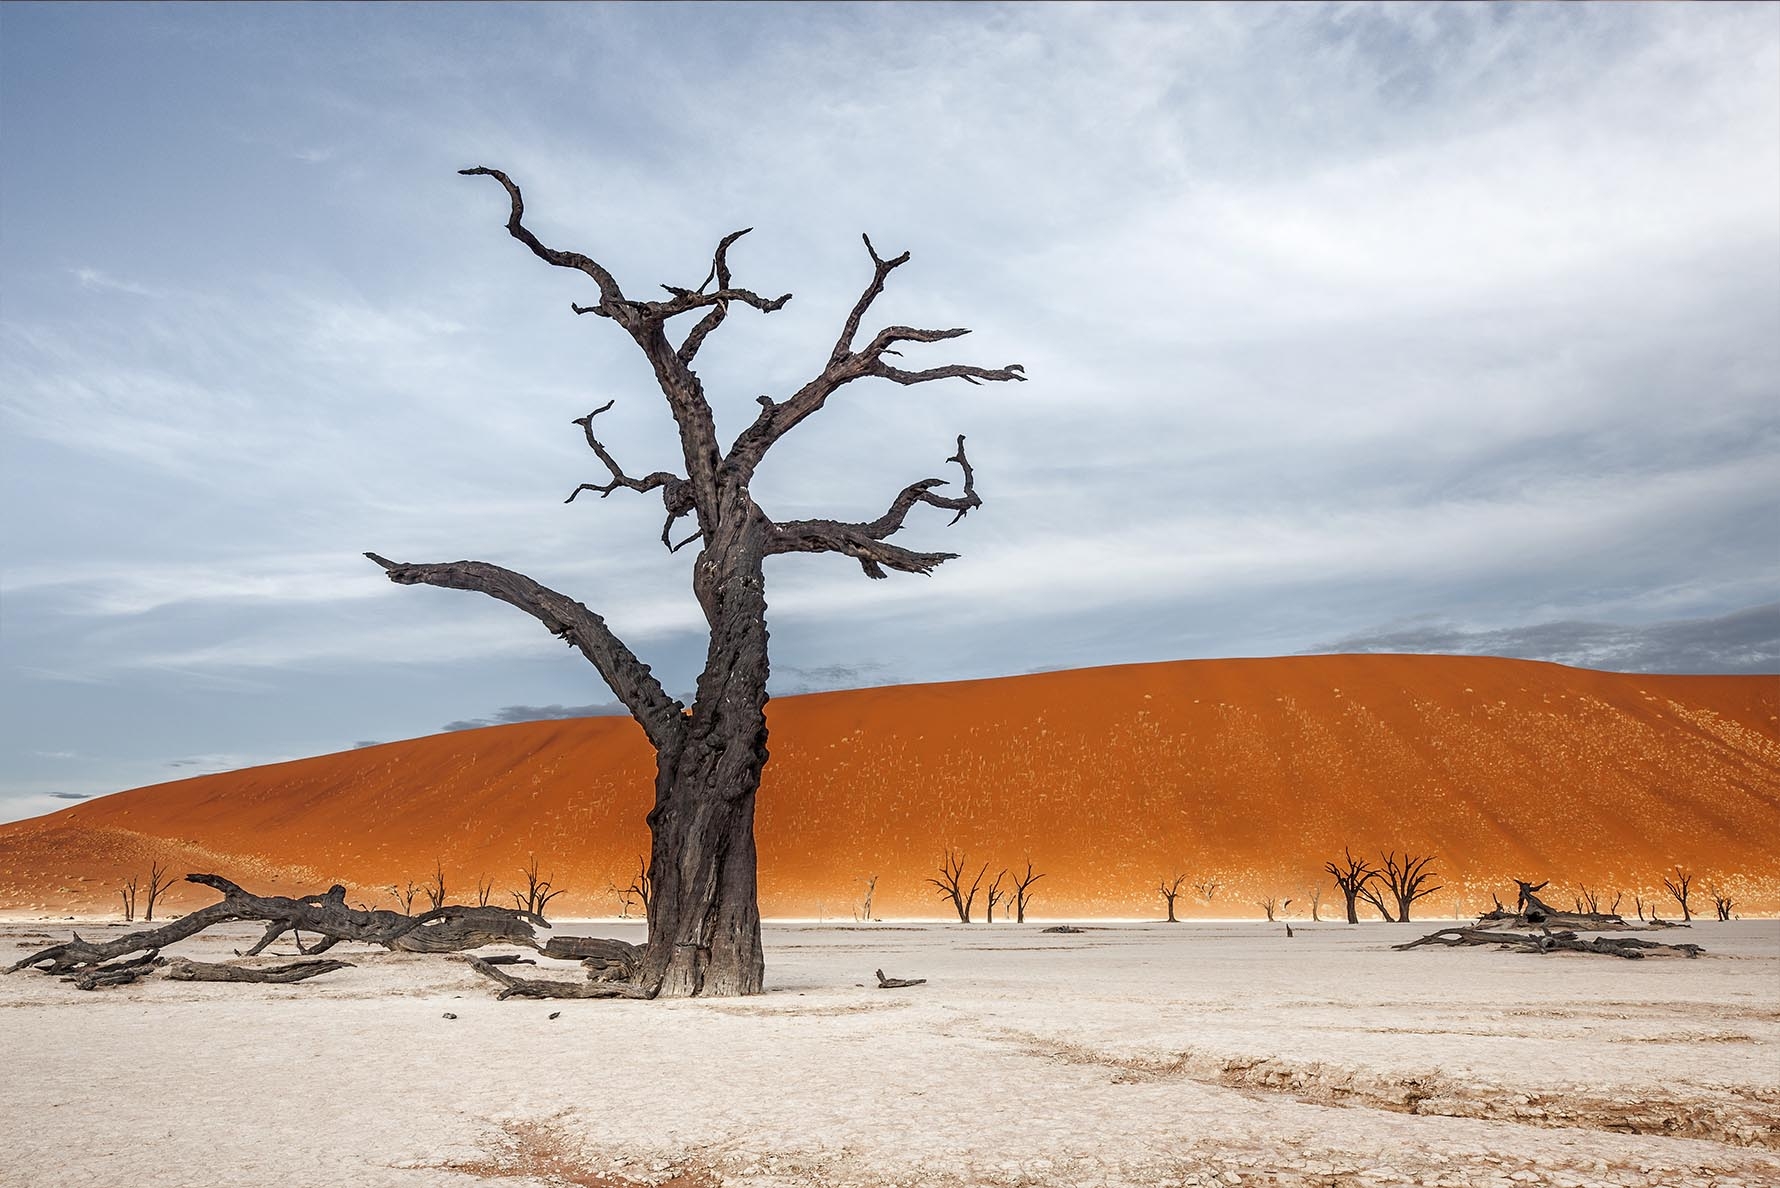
[1,2,1776,823]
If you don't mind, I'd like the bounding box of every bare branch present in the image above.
[363,553,682,749]
[765,436,982,578]
[459,167,628,316]
[562,401,699,552]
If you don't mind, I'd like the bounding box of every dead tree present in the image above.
[1395,927,1703,960]
[1635,893,1645,921]
[8,874,552,980]
[1662,867,1694,922]
[1324,849,1379,924]
[623,856,653,920]
[928,851,988,923]
[476,876,494,908]
[423,860,448,912]
[1373,851,1441,922]
[366,167,1022,997]
[1257,896,1291,922]
[1308,886,1322,923]
[1193,877,1221,904]
[1356,879,1396,922]
[1710,885,1734,921]
[143,860,178,922]
[510,854,566,920]
[1577,886,1600,914]
[1010,860,1045,923]
[390,881,420,915]
[1159,874,1188,923]
[119,875,139,923]
[984,869,1008,923]
[854,875,877,922]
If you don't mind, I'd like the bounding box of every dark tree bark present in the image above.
[928,851,989,923]
[1324,848,1379,924]
[1375,851,1441,922]
[369,169,1022,997]
[1662,867,1694,922]
[1159,874,1187,923]
[1010,860,1044,924]
[119,875,138,923]
[984,869,1007,923]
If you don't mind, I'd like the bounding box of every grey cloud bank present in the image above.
[1,4,1775,823]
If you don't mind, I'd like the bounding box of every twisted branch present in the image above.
[766,436,982,578]
[563,401,699,551]
[363,553,683,749]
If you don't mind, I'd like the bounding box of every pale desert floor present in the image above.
[1,918,1776,1188]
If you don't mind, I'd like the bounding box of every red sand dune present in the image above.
[2,654,1777,920]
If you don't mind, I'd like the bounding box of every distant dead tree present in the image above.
[1608,890,1624,915]
[1307,886,1322,923]
[1159,874,1189,923]
[390,881,420,915]
[476,876,495,908]
[854,875,878,923]
[984,868,1008,924]
[1709,884,1734,922]
[142,860,178,922]
[1193,877,1221,904]
[1661,867,1694,922]
[928,850,988,923]
[1010,860,1045,923]
[1257,896,1291,922]
[1324,849,1380,924]
[423,860,448,912]
[623,855,653,920]
[119,875,139,923]
[1576,886,1598,914]
[511,854,565,920]
[1372,851,1441,922]
[1634,893,1646,921]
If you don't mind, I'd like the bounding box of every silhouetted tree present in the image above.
[511,854,565,920]
[476,876,494,908]
[1159,874,1189,923]
[984,868,1008,924]
[119,875,139,923]
[1373,851,1441,922]
[1324,849,1380,924]
[390,881,420,915]
[423,860,448,912]
[1010,860,1045,923]
[928,851,989,923]
[1709,884,1734,922]
[624,855,653,920]
[854,874,878,923]
[1257,896,1291,922]
[1661,867,1694,922]
[143,860,178,922]
[367,167,1022,997]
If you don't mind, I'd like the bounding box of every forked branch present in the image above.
[766,436,983,578]
[563,401,700,551]
[363,554,682,749]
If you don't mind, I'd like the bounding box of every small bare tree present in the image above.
[423,860,448,912]
[984,868,1008,923]
[1010,859,1044,923]
[1159,874,1189,923]
[854,874,878,923]
[1576,885,1599,914]
[390,881,420,915]
[119,875,139,923]
[1324,848,1380,924]
[1709,884,1734,921]
[1308,885,1322,922]
[143,860,178,921]
[1634,893,1646,921]
[511,854,566,920]
[1257,896,1291,922]
[928,850,988,923]
[1193,877,1221,904]
[476,876,494,908]
[1373,851,1441,922]
[1661,866,1694,922]
[624,855,654,920]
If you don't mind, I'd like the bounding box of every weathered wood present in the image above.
[164,957,354,983]
[874,968,926,989]
[461,956,650,1000]
[1395,926,1705,959]
[69,951,162,991]
[7,874,549,980]
[370,169,1024,998]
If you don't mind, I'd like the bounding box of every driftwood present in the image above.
[460,955,650,1000]
[1395,926,1704,960]
[7,874,550,980]
[163,957,354,983]
[1043,925,1085,934]
[874,968,926,988]
[68,951,163,991]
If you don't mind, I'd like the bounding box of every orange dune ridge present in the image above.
[2,654,1777,920]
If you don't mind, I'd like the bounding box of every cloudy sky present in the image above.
[2,3,1776,822]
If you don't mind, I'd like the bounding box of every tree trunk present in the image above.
[1343,891,1359,924]
[635,515,769,998]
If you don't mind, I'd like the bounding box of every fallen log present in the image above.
[543,935,641,981]
[7,874,550,979]
[164,957,354,983]
[1396,926,1704,959]
[1468,879,1688,934]
[874,968,926,989]
[460,955,650,1000]
[69,951,163,991]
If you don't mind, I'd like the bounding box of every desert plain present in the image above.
[1,916,1777,1187]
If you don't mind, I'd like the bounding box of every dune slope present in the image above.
[2,654,1776,918]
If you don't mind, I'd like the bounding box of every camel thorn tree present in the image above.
[368,167,1024,996]
[1159,874,1189,923]
[1010,859,1045,923]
